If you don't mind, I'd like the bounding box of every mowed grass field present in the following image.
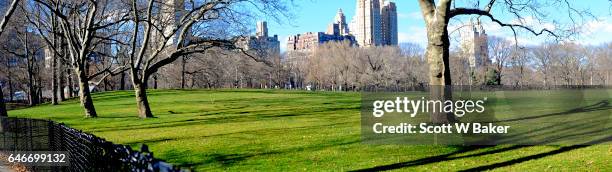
[7,89,612,171]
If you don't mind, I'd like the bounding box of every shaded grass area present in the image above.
[8,89,612,171]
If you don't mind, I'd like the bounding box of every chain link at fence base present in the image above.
[0,117,187,172]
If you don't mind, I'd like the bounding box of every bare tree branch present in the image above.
[0,0,20,36]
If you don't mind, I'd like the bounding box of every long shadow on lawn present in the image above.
[351,133,611,172]
[457,136,611,171]
[493,100,611,123]
[164,137,362,168]
[350,100,612,171]
[122,121,355,145]
[90,105,358,133]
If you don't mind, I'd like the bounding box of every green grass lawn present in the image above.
[7,89,612,171]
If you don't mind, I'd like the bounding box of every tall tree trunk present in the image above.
[76,68,97,117]
[28,66,36,106]
[153,75,158,89]
[59,35,67,101]
[0,87,6,117]
[25,34,38,106]
[51,15,59,105]
[134,82,153,118]
[425,18,454,124]
[37,85,42,104]
[58,63,65,101]
[7,60,13,101]
[67,69,73,98]
[607,70,609,86]
[51,53,58,105]
[120,71,126,90]
[7,78,12,101]
[497,72,502,85]
[181,55,186,89]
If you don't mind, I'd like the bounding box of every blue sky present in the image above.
[256,0,612,52]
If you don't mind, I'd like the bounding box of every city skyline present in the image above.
[285,0,397,52]
[260,0,612,52]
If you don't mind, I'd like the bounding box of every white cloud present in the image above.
[583,17,612,35]
[398,12,423,20]
[398,26,427,47]
[579,17,612,45]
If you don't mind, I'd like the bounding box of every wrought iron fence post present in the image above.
[48,120,54,151]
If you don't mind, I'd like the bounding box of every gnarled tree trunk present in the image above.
[425,21,455,124]
[76,68,97,117]
[421,0,455,124]
[133,82,153,118]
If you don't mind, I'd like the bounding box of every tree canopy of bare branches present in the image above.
[0,0,21,117]
[417,0,602,123]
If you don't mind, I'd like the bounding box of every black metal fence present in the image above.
[0,117,186,172]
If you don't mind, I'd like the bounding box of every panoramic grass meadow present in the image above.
[7,89,612,171]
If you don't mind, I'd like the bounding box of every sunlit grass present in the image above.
[8,89,611,171]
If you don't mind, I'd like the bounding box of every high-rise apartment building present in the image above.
[380,0,398,46]
[257,21,269,38]
[237,21,281,57]
[460,19,490,68]
[350,0,397,47]
[351,0,382,47]
[287,0,397,51]
[288,9,356,52]
[153,0,185,46]
[287,32,355,52]
[326,9,350,36]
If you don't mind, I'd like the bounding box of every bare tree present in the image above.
[505,47,530,87]
[592,43,612,85]
[2,1,48,107]
[417,0,595,123]
[33,0,126,117]
[23,1,64,105]
[0,0,19,34]
[5,29,46,106]
[0,0,20,116]
[531,43,556,86]
[488,36,513,85]
[120,0,290,118]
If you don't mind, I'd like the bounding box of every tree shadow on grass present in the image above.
[90,105,358,133]
[351,135,610,172]
[161,137,362,169]
[493,100,611,123]
[122,121,355,146]
[349,145,527,172]
[458,136,611,172]
[350,100,612,171]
